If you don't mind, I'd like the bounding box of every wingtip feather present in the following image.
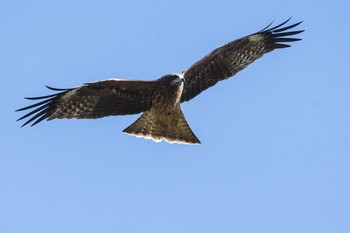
[261,18,304,49]
[45,85,71,91]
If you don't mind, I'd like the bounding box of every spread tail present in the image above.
[123,109,200,144]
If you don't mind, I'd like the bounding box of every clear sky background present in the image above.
[1,0,349,233]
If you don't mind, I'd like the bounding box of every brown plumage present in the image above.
[17,19,304,144]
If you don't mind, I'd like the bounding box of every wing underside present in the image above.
[181,18,304,102]
[16,79,157,127]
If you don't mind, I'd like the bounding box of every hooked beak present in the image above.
[180,76,185,83]
[170,75,185,85]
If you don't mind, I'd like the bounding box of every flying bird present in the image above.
[17,19,304,144]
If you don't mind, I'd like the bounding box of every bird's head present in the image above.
[159,73,185,86]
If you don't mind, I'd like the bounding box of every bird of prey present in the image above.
[17,19,303,144]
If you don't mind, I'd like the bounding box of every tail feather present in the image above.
[123,110,200,144]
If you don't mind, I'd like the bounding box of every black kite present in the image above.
[17,19,304,144]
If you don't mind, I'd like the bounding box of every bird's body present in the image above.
[123,74,200,144]
[17,19,304,144]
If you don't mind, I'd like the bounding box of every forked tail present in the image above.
[123,109,200,144]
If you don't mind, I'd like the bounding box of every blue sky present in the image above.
[1,0,349,232]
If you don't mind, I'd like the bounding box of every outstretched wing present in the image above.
[16,79,158,127]
[181,18,304,102]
